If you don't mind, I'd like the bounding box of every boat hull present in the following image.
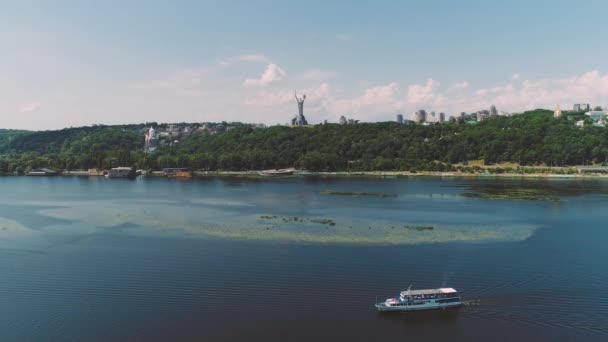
[375,301,463,312]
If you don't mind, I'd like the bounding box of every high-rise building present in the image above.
[573,103,590,112]
[415,110,427,123]
[396,114,404,124]
[439,112,446,123]
[490,105,498,117]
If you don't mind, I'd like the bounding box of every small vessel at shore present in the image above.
[26,168,59,176]
[375,286,462,312]
[107,167,137,179]
[258,169,294,177]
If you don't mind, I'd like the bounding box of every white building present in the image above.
[144,127,159,153]
[554,105,562,118]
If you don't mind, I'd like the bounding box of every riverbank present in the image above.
[190,170,608,179]
[7,169,608,179]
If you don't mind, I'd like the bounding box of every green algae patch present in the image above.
[260,215,336,226]
[403,225,434,231]
[37,201,538,245]
[462,188,560,202]
[320,190,397,198]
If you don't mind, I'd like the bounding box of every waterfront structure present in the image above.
[162,168,193,178]
[414,110,427,123]
[26,168,58,176]
[88,168,104,176]
[107,167,137,179]
[554,105,562,118]
[573,103,590,112]
[375,287,462,312]
[396,114,404,124]
[291,91,308,126]
[490,104,498,117]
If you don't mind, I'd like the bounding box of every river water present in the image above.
[0,176,606,341]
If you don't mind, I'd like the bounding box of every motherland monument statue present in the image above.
[292,90,308,126]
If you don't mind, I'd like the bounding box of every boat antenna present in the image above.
[407,284,412,293]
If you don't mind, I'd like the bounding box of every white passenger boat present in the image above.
[375,286,462,312]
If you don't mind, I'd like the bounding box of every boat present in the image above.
[375,286,462,312]
[26,168,59,176]
[258,169,294,177]
[107,167,137,179]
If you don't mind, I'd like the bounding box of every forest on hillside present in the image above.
[0,110,606,174]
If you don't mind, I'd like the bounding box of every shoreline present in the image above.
[41,169,608,180]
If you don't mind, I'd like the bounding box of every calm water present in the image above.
[0,176,607,341]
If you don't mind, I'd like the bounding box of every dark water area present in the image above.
[0,176,607,341]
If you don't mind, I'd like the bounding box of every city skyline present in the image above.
[2,0,608,130]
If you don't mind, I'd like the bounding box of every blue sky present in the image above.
[2,0,608,129]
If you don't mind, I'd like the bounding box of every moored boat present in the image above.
[107,167,137,179]
[258,169,294,177]
[375,286,462,312]
[26,168,59,176]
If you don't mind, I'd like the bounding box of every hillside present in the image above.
[0,109,606,174]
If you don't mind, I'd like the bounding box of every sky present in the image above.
[2,0,608,130]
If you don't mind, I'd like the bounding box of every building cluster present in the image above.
[573,103,591,112]
[144,122,266,152]
[408,105,500,125]
[339,115,359,125]
[555,103,608,127]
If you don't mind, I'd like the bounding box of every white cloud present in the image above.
[512,73,521,80]
[19,102,40,113]
[299,69,336,81]
[243,63,286,87]
[448,81,469,92]
[406,79,447,109]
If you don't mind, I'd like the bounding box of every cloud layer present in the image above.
[243,64,286,87]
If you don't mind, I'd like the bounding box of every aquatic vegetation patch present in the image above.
[320,190,397,198]
[259,215,336,226]
[36,201,539,245]
[310,218,337,226]
[462,188,560,202]
[403,225,434,231]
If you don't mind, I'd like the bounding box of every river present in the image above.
[0,176,606,341]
